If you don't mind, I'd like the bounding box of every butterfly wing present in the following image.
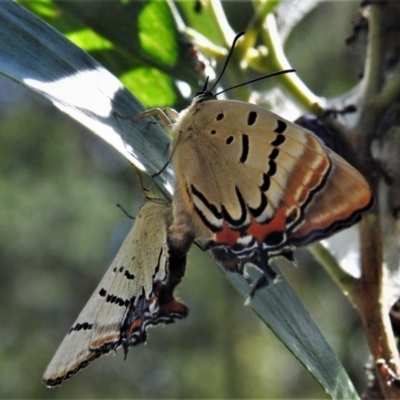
[171,98,372,265]
[42,202,188,387]
[290,148,372,245]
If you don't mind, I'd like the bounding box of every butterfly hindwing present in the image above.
[291,148,372,245]
[42,202,188,387]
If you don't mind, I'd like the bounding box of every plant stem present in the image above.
[347,3,400,399]
[309,243,357,296]
[352,214,400,399]
[261,13,323,111]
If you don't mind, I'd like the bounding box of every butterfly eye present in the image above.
[195,91,217,102]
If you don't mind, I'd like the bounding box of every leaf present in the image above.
[19,0,204,108]
[0,2,359,399]
[230,264,359,400]
[1,0,173,193]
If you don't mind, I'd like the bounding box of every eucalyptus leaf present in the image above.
[0,0,173,193]
[19,0,204,108]
[230,265,359,400]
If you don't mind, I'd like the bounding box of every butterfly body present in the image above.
[168,92,373,277]
[43,201,188,387]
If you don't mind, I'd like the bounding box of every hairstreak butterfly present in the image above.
[120,32,373,294]
[42,199,188,387]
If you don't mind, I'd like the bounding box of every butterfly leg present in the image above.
[114,108,178,128]
[249,254,278,297]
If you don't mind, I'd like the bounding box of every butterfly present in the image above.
[122,32,373,293]
[42,200,188,387]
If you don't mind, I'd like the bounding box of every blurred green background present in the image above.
[0,1,370,398]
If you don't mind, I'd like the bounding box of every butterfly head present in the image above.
[193,75,218,103]
[194,90,217,103]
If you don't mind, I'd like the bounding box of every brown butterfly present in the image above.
[42,200,188,387]
[122,32,373,293]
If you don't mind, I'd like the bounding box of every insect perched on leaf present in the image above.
[118,32,373,295]
[42,200,188,387]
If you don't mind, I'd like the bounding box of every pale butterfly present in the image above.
[42,198,188,387]
[119,32,373,294]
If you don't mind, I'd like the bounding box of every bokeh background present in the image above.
[0,1,370,398]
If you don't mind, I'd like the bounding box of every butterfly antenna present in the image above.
[151,160,169,178]
[116,203,135,220]
[152,129,185,178]
[209,31,245,92]
[215,69,296,96]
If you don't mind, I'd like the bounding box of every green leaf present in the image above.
[0,2,359,399]
[19,0,204,108]
[0,0,174,193]
[230,265,359,400]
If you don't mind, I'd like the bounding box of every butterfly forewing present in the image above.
[42,202,188,387]
[170,96,372,272]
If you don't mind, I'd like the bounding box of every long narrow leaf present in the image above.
[0,0,174,192]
